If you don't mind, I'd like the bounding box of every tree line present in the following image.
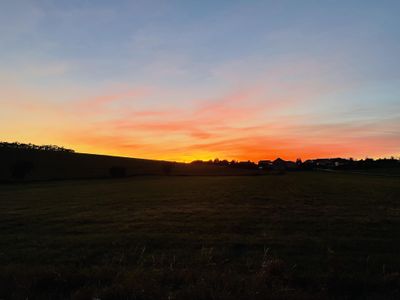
[191,159,257,169]
[0,142,75,153]
[191,157,400,171]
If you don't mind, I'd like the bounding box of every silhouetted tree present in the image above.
[190,160,203,165]
[0,141,74,153]
[296,158,302,166]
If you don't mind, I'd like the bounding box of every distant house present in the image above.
[332,158,350,167]
[258,160,272,170]
[258,158,299,171]
[272,158,297,171]
[315,159,332,167]
[303,158,351,169]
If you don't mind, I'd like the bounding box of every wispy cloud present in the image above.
[73,87,150,115]
[2,70,398,161]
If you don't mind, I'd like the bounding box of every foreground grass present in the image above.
[0,173,399,299]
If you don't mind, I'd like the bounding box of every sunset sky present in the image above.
[1,1,399,162]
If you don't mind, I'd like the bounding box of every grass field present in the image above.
[0,173,399,299]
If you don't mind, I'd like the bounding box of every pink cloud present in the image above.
[74,87,150,115]
[2,73,399,162]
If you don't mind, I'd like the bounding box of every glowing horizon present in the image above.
[1,1,399,162]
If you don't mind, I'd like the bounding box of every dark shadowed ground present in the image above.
[0,148,258,182]
[0,172,399,299]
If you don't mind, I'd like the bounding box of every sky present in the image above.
[1,0,399,162]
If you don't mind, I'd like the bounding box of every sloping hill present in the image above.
[0,148,257,182]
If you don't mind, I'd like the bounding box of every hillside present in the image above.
[0,147,257,182]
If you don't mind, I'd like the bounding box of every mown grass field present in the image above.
[0,172,399,299]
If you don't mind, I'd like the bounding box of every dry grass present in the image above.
[0,173,399,299]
